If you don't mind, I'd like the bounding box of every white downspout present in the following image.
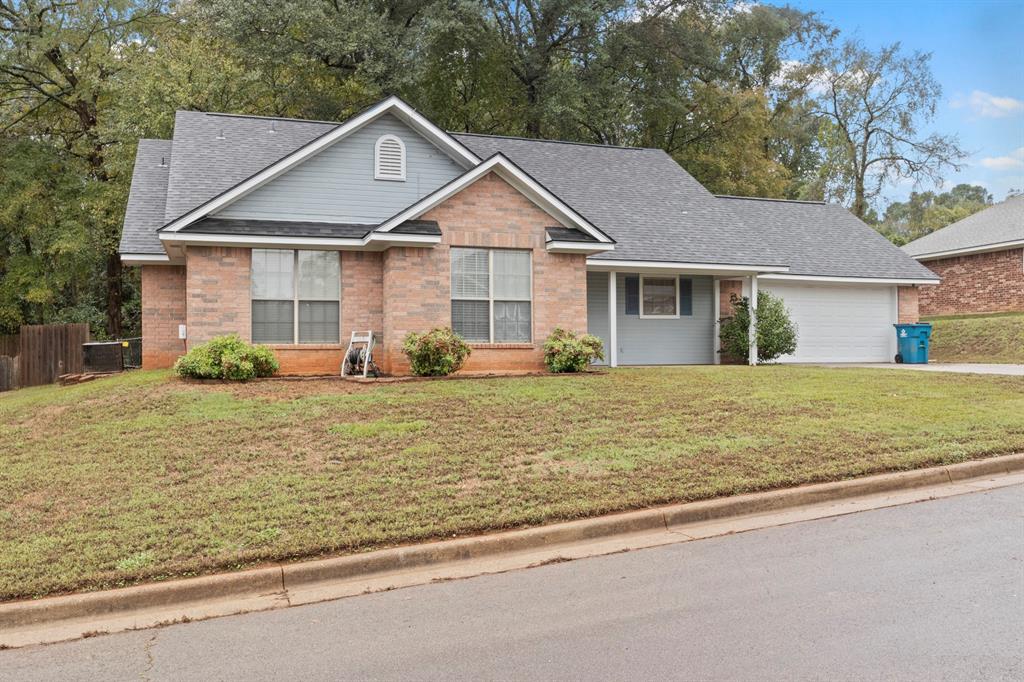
[748,274,758,366]
[608,271,618,368]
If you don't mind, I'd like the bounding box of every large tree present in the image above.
[801,40,967,219]
[875,183,993,245]
[0,0,168,336]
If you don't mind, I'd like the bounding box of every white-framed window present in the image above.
[639,276,680,318]
[374,134,406,181]
[252,249,340,344]
[451,247,532,343]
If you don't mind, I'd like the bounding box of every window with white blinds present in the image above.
[374,134,406,181]
[450,248,532,343]
[252,250,340,344]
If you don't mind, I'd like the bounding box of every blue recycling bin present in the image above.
[894,323,932,364]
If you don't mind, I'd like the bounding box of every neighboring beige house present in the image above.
[119,97,938,374]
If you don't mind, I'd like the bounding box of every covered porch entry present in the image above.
[586,262,778,366]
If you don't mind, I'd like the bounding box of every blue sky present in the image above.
[767,0,1024,207]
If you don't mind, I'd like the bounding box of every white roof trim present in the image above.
[546,240,615,254]
[120,253,171,265]
[907,239,1024,261]
[759,273,940,285]
[586,259,788,274]
[160,96,481,233]
[159,230,440,251]
[375,154,614,244]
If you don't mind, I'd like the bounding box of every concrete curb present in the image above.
[3,453,1022,639]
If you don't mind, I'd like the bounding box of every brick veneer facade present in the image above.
[141,265,187,369]
[897,286,920,323]
[380,171,588,374]
[138,172,588,375]
[916,248,1024,316]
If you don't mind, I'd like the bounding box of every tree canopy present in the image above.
[0,0,968,336]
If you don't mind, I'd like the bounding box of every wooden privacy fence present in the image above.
[0,323,90,391]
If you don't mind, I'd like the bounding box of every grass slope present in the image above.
[925,312,1024,364]
[2,367,1023,601]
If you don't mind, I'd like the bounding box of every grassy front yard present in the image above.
[926,312,1024,364]
[2,366,1023,601]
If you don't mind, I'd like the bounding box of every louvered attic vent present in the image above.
[374,134,406,181]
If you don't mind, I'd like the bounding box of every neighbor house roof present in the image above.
[718,196,940,281]
[120,101,935,281]
[902,195,1024,259]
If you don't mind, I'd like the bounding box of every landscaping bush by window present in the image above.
[174,334,279,381]
[402,327,471,376]
[720,291,798,363]
[543,327,604,372]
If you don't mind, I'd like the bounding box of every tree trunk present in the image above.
[106,252,122,338]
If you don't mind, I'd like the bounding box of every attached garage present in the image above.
[760,280,898,363]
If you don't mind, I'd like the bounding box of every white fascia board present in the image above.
[586,259,789,274]
[375,154,614,244]
[545,241,615,254]
[758,273,941,285]
[160,97,481,234]
[909,239,1024,261]
[160,230,440,251]
[120,253,171,265]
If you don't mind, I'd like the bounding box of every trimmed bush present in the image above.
[543,327,604,372]
[402,327,472,376]
[720,291,798,364]
[174,334,279,381]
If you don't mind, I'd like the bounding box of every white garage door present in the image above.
[760,281,897,363]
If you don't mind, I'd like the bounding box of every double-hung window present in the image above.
[451,248,532,343]
[252,249,340,344]
[639,276,680,318]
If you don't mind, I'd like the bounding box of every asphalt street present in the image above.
[3,485,1022,681]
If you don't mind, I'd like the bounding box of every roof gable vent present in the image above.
[374,134,406,181]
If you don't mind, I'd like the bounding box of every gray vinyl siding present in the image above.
[216,114,465,223]
[586,271,611,365]
[586,272,715,365]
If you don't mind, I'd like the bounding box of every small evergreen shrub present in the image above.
[402,327,472,376]
[720,291,798,364]
[543,327,605,372]
[174,334,279,381]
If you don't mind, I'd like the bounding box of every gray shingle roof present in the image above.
[181,217,441,239]
[902,195,1024,258]
[451,134,789,268]
[119,139,171,254]
[119,104,935,280]
[717,196,938,280]
[546,226,598,242]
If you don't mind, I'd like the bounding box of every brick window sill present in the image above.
[265,344,344,350]
[468,343,536,350]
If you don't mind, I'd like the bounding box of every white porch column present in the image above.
[712,278,721,364]
[748,274,758,366]
[608,271,618,368]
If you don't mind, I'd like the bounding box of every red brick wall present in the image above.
[380,172,588,374]
[185,246,252,345]
[917,248,1023,316]
[898,286,920,323]
[719,279,743,318]
[141,265,186,369]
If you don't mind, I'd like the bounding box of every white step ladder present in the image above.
[342,331,379,378]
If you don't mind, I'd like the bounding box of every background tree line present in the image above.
[0,0,993,338]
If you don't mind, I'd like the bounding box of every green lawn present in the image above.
[2,366,1023,602]
[924,312,1024,364]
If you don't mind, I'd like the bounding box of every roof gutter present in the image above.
[758,273,941,285]
[585,259,789,275]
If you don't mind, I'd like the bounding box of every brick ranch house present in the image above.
[119,97,938,374]
[902,195,1024,316]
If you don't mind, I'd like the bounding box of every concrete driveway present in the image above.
[820,363,1024,376]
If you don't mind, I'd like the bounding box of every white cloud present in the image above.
[979,147,1024,170]
[951,90,1024,118]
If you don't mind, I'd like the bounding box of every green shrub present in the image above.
[720,291,798,364]
[174,334,279,381]
[402,327,471,376]
[543,327,604,372]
